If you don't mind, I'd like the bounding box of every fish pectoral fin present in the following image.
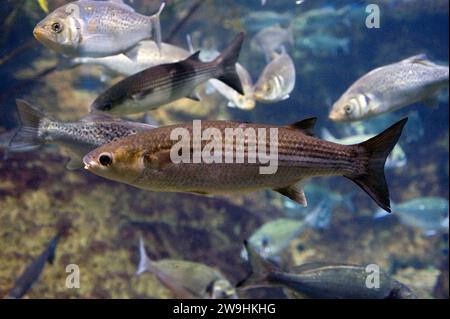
[274,184,307,207]
[287,118,317,137]
[123,45,141,62]
[66,158,84,171]
[131,92,149,101]
[144,150,175,170]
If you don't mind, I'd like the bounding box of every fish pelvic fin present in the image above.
[236,241,279,290]
[136,237,154,276]
[214,33,245,95]
[346,118,408,213]
[9,100,48,150]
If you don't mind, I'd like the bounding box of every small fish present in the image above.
[321,128,407,169]
[241,200,331,261]
[374,197,449,236]
[83,117,407,212]
[90,33,245,115]
[8,100,155,170]
[71,41,191,77]
[254,51,296,103]
[33,0,165,57]
[329,54,449,122]
[209,64,256,110]
[297,33,350,56]
[251,24,294,62]
[293,6,352,34]
[37,0,49,14]
[137,238,237,299]
[241,11,293,32]
[6,223,70,299]
[237,242,417,299]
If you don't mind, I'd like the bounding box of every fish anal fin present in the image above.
[274,183,307,207]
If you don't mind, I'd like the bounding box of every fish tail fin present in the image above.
[149,2,166,52]
[236,241,279,290]
[214,32,245,95]
[9,99,48,150]
[136,237,154,276]
[346,118,408,213]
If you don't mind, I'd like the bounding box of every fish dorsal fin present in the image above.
[401,54,433,66]
[287,118,317,137]
[274,182,307,207]
[187,51,202,62]
[108,0,135,12]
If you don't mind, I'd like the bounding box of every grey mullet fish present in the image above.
[83,117,408,212]
[9,100,155,170]
[90,33,246,115]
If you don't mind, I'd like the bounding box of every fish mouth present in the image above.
[33,27,46,42]
[328,112,342,122]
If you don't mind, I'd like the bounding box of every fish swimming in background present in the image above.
[137,238,237,299]
[237,242,417,299]
[321,128,407,169]
[33,0,166,58]
[8,100,156,170]
[70,41,191,78]
[83,117,407,212]
[254,51,296,103]
[374,197,449,236]
[209,64,256,110]
[251,24,294,62]
[241,200,332,262]
[6,222,71,299]
[297,33,350,57]
[329,54,449,122]
[90,33,245,115]
[241,11,293,32]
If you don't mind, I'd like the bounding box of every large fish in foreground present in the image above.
[90,33,245,115]
[137,238,237,299]
[33,0,165,57]
[329,54,449,122]
[9,100,155,170]
[83,117,408,212]
[237,242,417,299]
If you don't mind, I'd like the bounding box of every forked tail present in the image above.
[346,118,408,213]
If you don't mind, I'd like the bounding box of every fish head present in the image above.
[83,137,145,184]
[34,5,82,56]
[254,76,283,103]
[207,279,238,299]
[329,93,370,122]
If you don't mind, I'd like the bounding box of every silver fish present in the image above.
[251,24,294,62]
[241,11,293,32]
[254,52,296,103]
[209,64,256,110]
[34,0,165,57]
[8,100,155,170]
[238,242,417,299]
[71,41,191,77]
[329,54,449,122]
[90,33,245,115]
[137,238,237,299]
[375,197,449,236]
[241,200,331,261]
[297,33,350,57]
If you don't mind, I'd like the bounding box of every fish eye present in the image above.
[98,153,113,167]
[51,22,63,33]
[344,104,353,114]
[102,101,113,111]
[261,237,270,248]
